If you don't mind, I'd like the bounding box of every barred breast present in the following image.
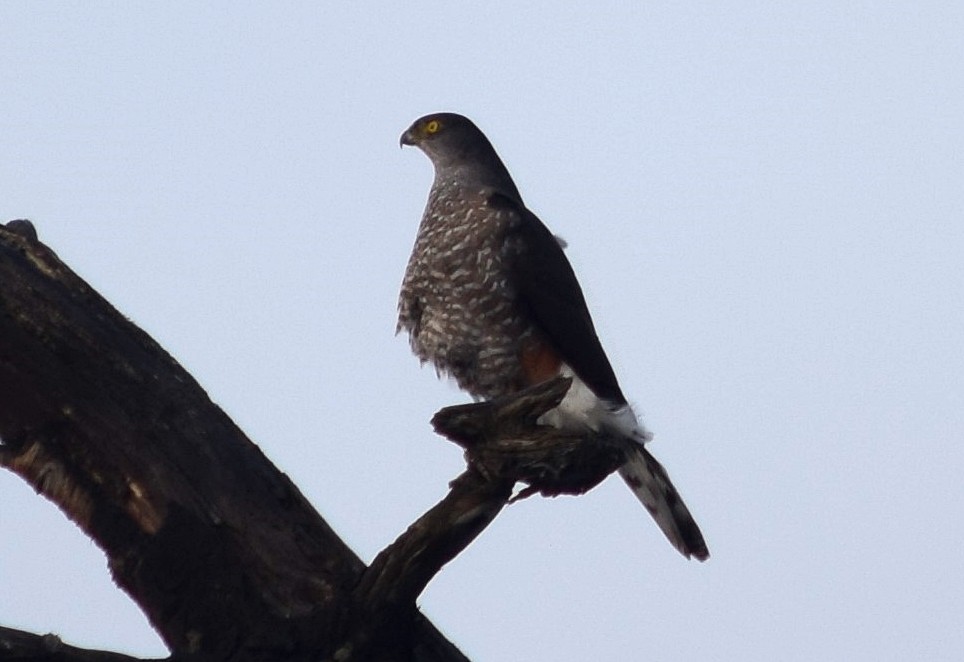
[397,183,537,399]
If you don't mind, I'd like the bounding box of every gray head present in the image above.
[400,112,521,200]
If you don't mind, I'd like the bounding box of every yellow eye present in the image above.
[425,119,441,134]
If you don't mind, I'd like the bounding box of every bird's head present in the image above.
[400,112,474,146]
[400,113,494,166]
[400,112,520,199]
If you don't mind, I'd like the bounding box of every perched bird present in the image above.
[398,112,708,561]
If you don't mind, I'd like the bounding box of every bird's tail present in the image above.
[618,446,709,561]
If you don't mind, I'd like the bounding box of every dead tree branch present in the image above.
[0,221,630,661]
[0,627,154,662]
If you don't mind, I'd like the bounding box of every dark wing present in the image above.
[491,192,627,405]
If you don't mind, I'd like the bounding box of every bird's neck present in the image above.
[434,161,522,203]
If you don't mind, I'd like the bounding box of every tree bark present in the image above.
[0,221,630,661]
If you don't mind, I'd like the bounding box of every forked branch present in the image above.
[0,222,630,662]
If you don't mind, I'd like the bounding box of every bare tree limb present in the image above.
[0,221,630,661]
[0,627,153,662]
[0,222,465,661]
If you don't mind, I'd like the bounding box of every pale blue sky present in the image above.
[2,3,963,660]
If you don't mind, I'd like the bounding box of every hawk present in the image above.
[398,112,708,561]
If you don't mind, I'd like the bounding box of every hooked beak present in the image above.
[399,127,417,148]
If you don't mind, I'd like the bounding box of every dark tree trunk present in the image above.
[0,221,630,661]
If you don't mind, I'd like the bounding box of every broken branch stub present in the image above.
[431,378,635,499]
